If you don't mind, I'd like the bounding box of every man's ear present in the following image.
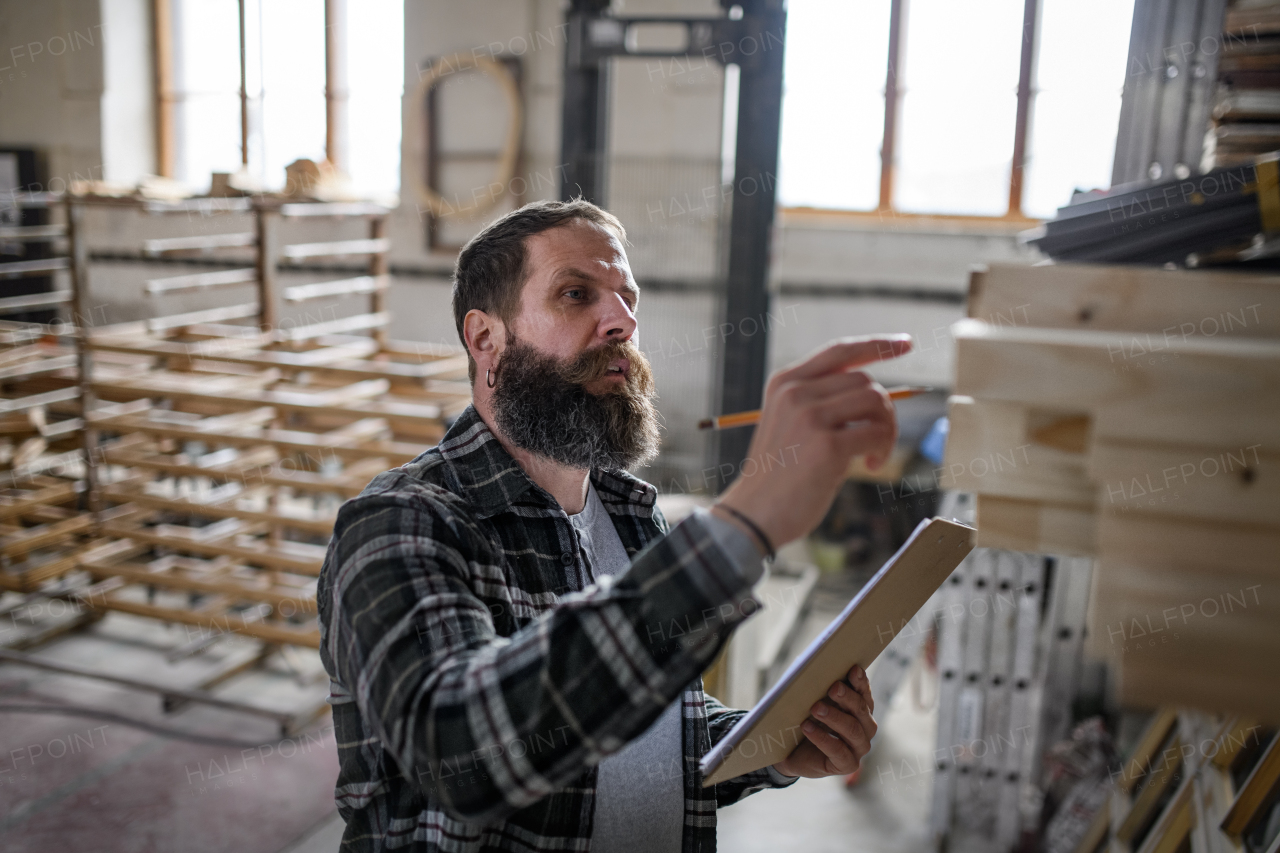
[463,308,506,370]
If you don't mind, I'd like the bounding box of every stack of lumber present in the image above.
[943,262,1280,720]
[1207,0,1280,168]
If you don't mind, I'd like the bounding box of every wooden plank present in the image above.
[101,486,336,535]
[90,411,421,463]
[278,202,389,217]
[80,558,316,612]
[953,320,1280,449]
[283,274,387,302]
[944,397,1095,505]
[0,225,66,240]
[82,595,320,647]
[1117,735,1183,845]
[276,311,389,342]
[970,263,1280,336]
[1136,784,1193,853]
[145,267,257,295]
[1222,733,1280,838]
[0,512,94,557]
[142,232,256,255]
[146,302,260,331]
[0,259,70,280]
[0,386,80,413]
[91,376,446,425]
[142,197,253,215]
[102,521,324,574]
[1089,440,1276,526]
[280,237,389,259]
[974,495,1095,555]
[0,480,82,520]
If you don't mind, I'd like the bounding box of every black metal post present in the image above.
[715,0,786,487]
[560,0,612,203]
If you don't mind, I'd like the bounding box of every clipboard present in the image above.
[700,516,976,786]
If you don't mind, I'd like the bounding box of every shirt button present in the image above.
[561,553,574,566]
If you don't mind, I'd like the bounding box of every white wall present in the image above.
[0,0,106,188]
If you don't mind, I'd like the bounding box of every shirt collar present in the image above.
[437,405,658,520]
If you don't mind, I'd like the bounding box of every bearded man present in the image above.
[318,199,914,852]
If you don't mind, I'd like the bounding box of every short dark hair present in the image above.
[452,199,627,383]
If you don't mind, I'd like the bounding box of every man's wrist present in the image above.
[709,503,772,560]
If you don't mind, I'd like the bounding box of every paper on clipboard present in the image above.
[700,516,975,786]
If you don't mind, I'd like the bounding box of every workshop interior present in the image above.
[0,0,1278,851]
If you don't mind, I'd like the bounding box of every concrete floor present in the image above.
[0,608,339,853]
[1,587,940,852]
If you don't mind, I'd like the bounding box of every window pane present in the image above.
[173,0,241,190]
[778,0,891,210]
[259,0,327,188]
[348,0,404,201]
[1022,0,1134,218]
[894,0,1025,215]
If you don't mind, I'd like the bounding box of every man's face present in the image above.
[487,219,661,472]
[507,219,641,392]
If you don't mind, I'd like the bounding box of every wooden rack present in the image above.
[0,190,471,732]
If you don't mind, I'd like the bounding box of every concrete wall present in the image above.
[0,0,106,188]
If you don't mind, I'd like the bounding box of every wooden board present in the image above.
[969,263,1280,336]
[974,495,1096,556]
[953,320,1280,450]
[700,517,975,785]
[1087,440,1276,525]
[944,397,1095,505]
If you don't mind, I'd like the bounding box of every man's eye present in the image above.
[565,288,585,300]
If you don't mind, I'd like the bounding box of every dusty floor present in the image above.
[1,593,939,852]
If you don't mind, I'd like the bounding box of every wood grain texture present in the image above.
[969,263,1280,336]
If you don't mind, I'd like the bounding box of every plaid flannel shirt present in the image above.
[318,405,795,853]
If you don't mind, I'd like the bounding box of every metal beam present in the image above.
[715,0,787,484]
[556,1,788,489]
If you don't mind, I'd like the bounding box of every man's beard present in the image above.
[489,333,661,472]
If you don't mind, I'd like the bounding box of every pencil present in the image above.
[696,386,935,431]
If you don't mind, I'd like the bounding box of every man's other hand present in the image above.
[772,665,877,779]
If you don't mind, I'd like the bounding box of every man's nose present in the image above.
[599,291,637,341]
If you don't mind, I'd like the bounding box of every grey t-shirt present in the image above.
[568,483,770,853]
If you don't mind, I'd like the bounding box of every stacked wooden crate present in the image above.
[944,262,1280,720]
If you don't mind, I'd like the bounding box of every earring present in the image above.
[486,367,496,388]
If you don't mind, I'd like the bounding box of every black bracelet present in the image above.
[716,504,776,560]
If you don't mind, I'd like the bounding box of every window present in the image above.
[168,0,404,199]
[777,0,891,210]
[777,0,1136,218]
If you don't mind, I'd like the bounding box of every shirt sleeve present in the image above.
[318,481,763,825]
[703,692,802,805]
[698,507,767,586]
